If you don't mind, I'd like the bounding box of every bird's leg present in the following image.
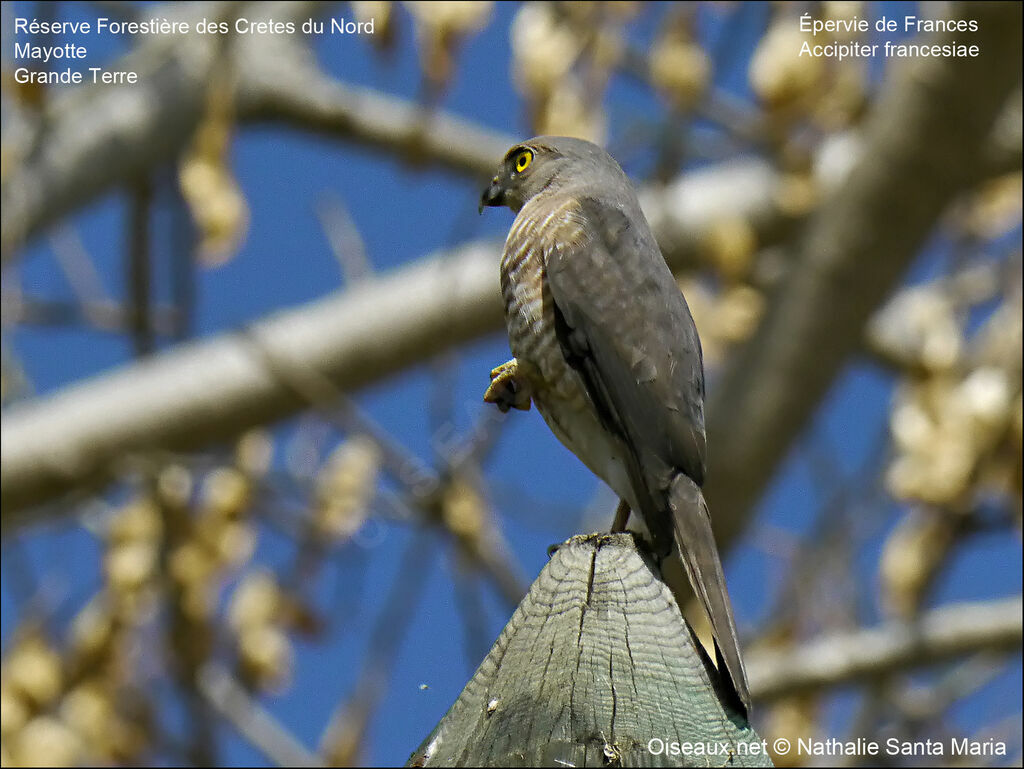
[611,499,631,532]
[483,358,533,412]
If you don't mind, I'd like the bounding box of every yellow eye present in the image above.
[514,149,533,173]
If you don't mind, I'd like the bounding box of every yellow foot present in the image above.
[483,358,532,412]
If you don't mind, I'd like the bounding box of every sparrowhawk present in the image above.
[480,136,750,714]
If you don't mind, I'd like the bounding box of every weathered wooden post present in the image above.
[409,533,772,767]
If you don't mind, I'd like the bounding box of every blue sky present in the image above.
[2,2,1021,765]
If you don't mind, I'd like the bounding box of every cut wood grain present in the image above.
[409,533,771,767]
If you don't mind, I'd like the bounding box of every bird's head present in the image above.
[479,136,622,214]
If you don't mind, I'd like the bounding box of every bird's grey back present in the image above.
[533,137,662,254]
[524,139,708,488]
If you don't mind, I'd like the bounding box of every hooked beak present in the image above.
[478,176,505,213]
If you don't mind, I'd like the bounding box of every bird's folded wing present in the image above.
[543,195,708,493]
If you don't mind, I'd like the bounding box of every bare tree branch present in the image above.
[0,1,509,262]
[318,531,436,765]
[703,1,1023,549]
[3,4,1020,562]
[0,144,781,528]
[234,28,511,179]
[3,0,234,262]
[0,239,486,525]
[2,0,791,279]
[197,662,326,767]
[748,596,1023,701]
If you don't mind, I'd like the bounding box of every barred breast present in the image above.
[499,197,586,407]
[498,196,638,510]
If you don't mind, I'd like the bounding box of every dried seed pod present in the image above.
[404,1,493,92]
[169,541,215,589]
[104,542,159,594]
[714,285,765,345]
[750,22,826,114]
[879,509,956,618]
[4,632,63,709]
[236,430,273,479]
[536,76,606,145]
[352,2,396,51]
[868,288,962,372]
[238,625,293,692]
[212,520,258,568]
[229,571,282,632]
[764,695,819,766]
[178,76,249,265]
[59,682,113,756]
[106,500,162,546]
[962,173,1022,240]
[67,596,117,670]
[649,11,710,109]
[156,465,193,511]
[1,682,29,736]
[441,475,486,541]
[511,3,581,96]
[700,217,758,281]
[11,715,83,768]
[200,467,252,521]
[314,437,381,541]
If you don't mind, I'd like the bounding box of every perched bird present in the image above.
[479,136,749,714]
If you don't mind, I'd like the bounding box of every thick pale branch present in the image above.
[1,0,782,268]
[3,4,1020,558]
[3,0,226,261]
[703,2,1022,549]
[748,596,1023,701]
[234,31,511,178]
[0,1,509,262]
[0,149,782,528]
[1,241,499,526]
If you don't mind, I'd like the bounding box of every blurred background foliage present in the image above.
[0,1,1021,766]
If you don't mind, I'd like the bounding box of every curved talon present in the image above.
[483,358,532,412]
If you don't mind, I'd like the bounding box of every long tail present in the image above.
[667,473,750,715]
